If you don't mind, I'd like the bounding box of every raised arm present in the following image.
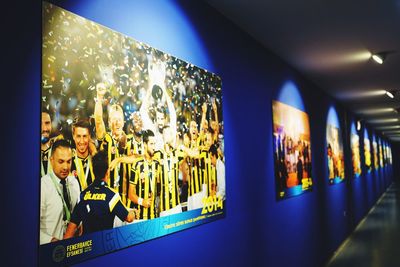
[94,83,107,140]
[211,98,220,142]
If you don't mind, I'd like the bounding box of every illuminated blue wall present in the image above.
[5,0,395,267]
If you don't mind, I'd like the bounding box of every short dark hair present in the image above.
[209,144,218,158]
[42,106,52,119]
[92,150,109,180]
[142,129,155,144]
[73,119,91,134]
[51,139,71,155]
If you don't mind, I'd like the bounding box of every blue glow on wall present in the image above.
[277,81,305,112]
[326,106,340,128]
[56,0,214,72]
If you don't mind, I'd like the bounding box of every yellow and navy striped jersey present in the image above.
[70,180,129,235]
[124,134,144,209]
[130,158,162,220]
[154,149,185,212]
[99,133,138,205]
[71,153,95,191]
[200,150,217,197]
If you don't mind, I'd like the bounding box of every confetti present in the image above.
[48,56,56,62]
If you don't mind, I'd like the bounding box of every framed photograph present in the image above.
[372,135,379,170]
[350,122,361,178]
[40,2,225,265]
[326,108,345,185]
[272,100,313,200]
[364,129,372,173]
[378,138,384,168]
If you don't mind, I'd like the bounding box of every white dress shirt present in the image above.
[216,159,226,200]
[40,172,80,245]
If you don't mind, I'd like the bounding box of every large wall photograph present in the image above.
[272,100,313,200]
[40,3,225,265]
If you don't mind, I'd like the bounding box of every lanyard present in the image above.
[74,155,93,190]
[41,147,52,177]
[49,172,71,222]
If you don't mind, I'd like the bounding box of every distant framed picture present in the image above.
[40,2,225,265]
[372,135,379,170]
[326,107,345,185]
[364,129,372,173]
[272,100,313,200]
[350,122,361,178]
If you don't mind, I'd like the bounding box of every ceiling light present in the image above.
[386,91,394,98]
[376,125,400,130]
[372,54,384,64]
[356,107,395,115]
[336,89,386,99]
[368,118,399,124]
[356,120,362,131]
[383,130,400,134]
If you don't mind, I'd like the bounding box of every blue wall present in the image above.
[5,0,395,266]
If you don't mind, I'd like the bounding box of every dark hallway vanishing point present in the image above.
[326,182,400,267]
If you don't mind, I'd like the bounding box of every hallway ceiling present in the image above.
[206,0,400,142]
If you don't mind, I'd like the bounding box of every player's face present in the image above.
[201,120,208,132]
[145,136,156,157]
[205,132,213,149]
[156,111,165,130]
[41,112,52,139]
[183,133,190,147]
[190,121,198,138]
[163,127,173,145]
[51,147,72,180]
[210,120,218,131]
[73,127,90,156]
[132,113,143,134]
[109,110,124,136]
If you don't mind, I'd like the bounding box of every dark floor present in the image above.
[326,182,400,267]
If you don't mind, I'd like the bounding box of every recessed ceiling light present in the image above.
[356,107,395,115]
[386,91,394,98]
[356,120,362,131]
[376,125,400,130]
[337,89,386,99]
[368,118,399,124]
[372,53,385,64]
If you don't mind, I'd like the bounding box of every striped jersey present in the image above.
[100,133,140,205]
[130,158,162,220]
[154,149,185,212]
[71,153,94,191]
[200,150,217,197]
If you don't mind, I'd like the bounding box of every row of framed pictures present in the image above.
[272,99,393,201]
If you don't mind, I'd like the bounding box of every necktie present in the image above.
[60,179,71,212]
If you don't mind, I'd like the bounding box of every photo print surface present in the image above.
[364,129,372,173]
[40,2,225,265]
[272,100,313,200]
[350,122,361,178]
[326,107,345,185]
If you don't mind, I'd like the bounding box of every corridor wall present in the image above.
[4,1,395,266]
